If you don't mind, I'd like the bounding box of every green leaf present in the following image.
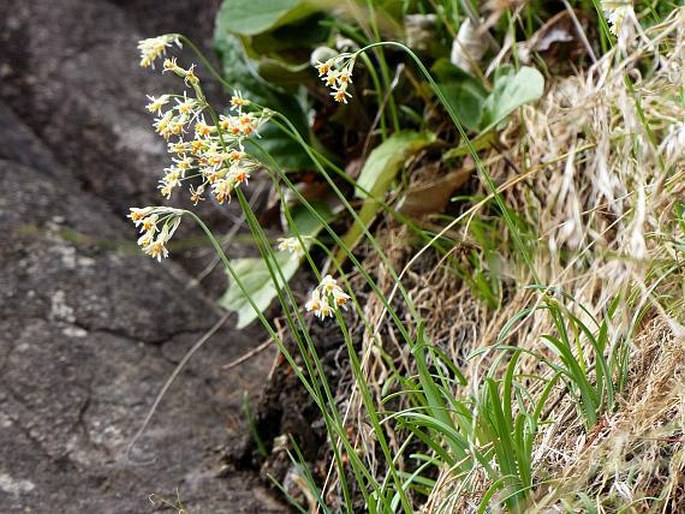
[481,66,544,130]
[355,130,436,199]
[287,201,332,237]
[218,202,331,329]
[219,252,301,329]
[216,0,315,36]
[337,131,434,261]
[431,59,487,131]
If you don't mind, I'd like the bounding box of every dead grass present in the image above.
[327,8,685,512]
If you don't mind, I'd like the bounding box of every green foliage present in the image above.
[431,60,545,136]
[219,252,301,329]
[214,0,330,172]
[338,130,435,257]
[219,202,331,328]
[355,131,436,198]
[216,0,315,36]
[481,66,545,130]
[213,33,314,171]
[432,59,488,131]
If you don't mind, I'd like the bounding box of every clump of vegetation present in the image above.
[129,1,684,512]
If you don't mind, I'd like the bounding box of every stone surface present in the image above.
[0,0,263,300]
[0,0,222,214]
[0,160,286,513]
[0,0,288,512]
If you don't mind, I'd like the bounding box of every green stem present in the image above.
[356,41,540,285]
[252,141,415,511]
[364,1,401,134]
[179,35,233,91]
[268,114,421,341]
[359,52,388,139]
[188,209,371,507]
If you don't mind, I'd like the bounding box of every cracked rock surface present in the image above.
[0,0,286,512]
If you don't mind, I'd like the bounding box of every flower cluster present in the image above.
[128,207,183,261]
[305,275,350,320]
[601,0,635,37]
[131,34,270,261]
[277,237,306,256]
[315,54,355,104]
[138,35,267,207]
[153,90,265,205]
[138,35,182,69]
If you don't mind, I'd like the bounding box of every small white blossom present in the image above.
[320,274,337,293]
[277,237,305,256]
[128,207,154,226]
[602,1,632,36]
[230,90,251,111]
[332,288,351,310]
[138,35,181,69]
[305,289,334,319]
[146,94,171,115]
[305,274,350,320]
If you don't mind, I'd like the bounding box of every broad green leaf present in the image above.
[355,130,436,199]
[481,66,544,130]
[432,59,487,131]
[219,252,301,329]
[248,13,330,55]
[219,202,331,328]
[287,201,332,237]
[337,131,434,261]
[216,0,315,36]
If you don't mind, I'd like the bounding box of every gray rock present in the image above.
[0,160,287,513]
[0,0,202,212]
[0,101,61,177]
[0,0,289,511]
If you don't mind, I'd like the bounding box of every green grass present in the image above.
[129,1,684,511]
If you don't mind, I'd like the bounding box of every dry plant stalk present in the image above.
[330,8,684,512]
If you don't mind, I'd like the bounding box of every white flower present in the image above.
[332,288,350,310]
[315,58,335,77]
[137,230,154,248]
[139,214,159,234]
[230,90,250,111]
[138,35,181,69]
[320,274,338,293]
[212,178,233,204]
[174,93,200,116]
[305,289,322,312]
[331,82,352,104]
[277,237,305,256]
[305,289,334,319]
[143,237,169,262]
[601,1,634,38]
[305,274,350,320]
[227,166,250,187]
[146,94,171,115]
[317,301,333,319]
[128,207,154,226]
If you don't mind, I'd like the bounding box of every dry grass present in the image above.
[327,8,685,512]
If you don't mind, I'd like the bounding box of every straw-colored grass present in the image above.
[324,8,685,512]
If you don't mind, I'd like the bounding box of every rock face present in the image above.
[0,0,222,214]
[0,1,286,512]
